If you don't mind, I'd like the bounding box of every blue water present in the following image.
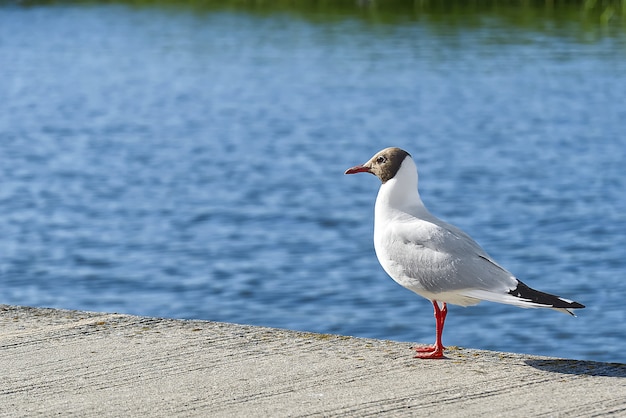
[1,4,625,363]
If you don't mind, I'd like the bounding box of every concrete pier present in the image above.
[1,305,624,417]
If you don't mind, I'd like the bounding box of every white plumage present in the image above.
[346,147,584,358]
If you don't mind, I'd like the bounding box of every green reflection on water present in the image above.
[11,0,626,35]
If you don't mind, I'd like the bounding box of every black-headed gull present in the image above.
[345,147,585,358]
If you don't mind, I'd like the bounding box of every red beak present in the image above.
[344,165,371,175]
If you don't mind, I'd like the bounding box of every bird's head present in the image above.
[345,147,411,184]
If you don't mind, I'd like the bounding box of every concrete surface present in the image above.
[0,305,624,417]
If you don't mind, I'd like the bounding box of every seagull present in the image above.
[345,147,585,358]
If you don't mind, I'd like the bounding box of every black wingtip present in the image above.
[509,281,585,310]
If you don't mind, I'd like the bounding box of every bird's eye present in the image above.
[376,155,387,164]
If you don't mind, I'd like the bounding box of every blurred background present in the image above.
[1,0,624,363]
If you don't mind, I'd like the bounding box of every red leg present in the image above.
[412,301,447,359]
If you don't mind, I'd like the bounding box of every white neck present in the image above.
[375,157,425,212]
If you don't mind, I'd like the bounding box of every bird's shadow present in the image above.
[525,359,626,378]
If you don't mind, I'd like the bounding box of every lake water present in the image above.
[1,2,625,363]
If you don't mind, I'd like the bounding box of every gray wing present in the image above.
[386,215,518,295]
